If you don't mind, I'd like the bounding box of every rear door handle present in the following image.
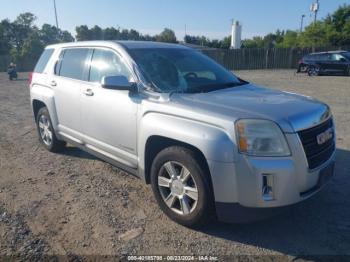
[50,80,57,87]
[83,89,94,96]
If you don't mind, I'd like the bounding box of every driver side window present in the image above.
[331,54,345,61]
[89,49,132,83]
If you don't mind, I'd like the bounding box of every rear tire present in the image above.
[36,107,66,152]
[307,66,319,76]
[150,146,214,227]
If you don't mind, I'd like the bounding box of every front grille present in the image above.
[298,118,335,169]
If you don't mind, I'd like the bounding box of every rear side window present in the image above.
[304,55,312,60]
[34,49,54,73]
[58,48,90,80]
[321,54,331,61]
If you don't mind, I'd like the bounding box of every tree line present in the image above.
[0,4,349,67]
[75,25,177,43]
[185,4,350,49]
[0,13,74,66]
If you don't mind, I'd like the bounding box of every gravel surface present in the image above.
[0,70,349,260]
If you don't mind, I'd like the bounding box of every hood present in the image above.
[171,84,330,133]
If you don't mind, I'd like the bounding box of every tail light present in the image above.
[29,72,33,86]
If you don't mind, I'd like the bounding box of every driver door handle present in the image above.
[83,89,94,96]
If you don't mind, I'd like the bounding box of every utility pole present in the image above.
[53,0,59,29]
[310,0,319,24]
[300,14,305,33]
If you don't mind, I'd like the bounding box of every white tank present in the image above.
[231,20,242,49]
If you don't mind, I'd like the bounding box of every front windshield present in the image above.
[342,52,350,60]
[129,48,245,93]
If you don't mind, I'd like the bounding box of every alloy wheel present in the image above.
[157,161,198,216]
[38,114,53,146]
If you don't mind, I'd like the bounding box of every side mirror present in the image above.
[340,58,347,62]
[101,75,137,91]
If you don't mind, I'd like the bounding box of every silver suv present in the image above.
[30,41,336,226]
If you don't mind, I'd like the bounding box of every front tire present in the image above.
[36,107,66,152]
[150,146,214,227]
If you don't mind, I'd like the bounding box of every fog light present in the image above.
[262,174,274,201]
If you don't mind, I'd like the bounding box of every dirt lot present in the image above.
[0,70,349,260]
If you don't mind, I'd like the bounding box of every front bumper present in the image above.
[208,133,336,223]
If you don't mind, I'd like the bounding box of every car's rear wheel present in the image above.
[307,66,320,76]
[36,107,66,152]
[150,146,214,227]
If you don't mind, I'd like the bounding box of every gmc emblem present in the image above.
[317,128,333,145]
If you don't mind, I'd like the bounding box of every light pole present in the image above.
[53,0,59,29]
[300,14,305,33]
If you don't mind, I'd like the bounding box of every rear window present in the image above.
[58,48,90,80]
[34,49,54,73]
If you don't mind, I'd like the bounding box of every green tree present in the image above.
[156,28,177,43]
[299,21,329,47]
[104,27,121,40]
[276,30,299,48]
[0,21,11,55]
[76,25,91,41]
[90,25,103,40]
[18,31,44,68]
[40,24,74,45]
[60,30,75,43]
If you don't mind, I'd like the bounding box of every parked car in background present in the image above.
[297,50,350,76]
[30,41,336,227]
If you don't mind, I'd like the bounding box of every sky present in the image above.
[0,0,349,40]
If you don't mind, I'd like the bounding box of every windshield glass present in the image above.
[342,52,350,60]
[129,48,245,93]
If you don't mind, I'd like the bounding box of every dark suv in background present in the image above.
[297,51,350,76]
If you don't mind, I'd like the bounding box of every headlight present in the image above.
[235,119,290,156]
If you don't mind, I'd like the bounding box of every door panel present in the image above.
[51,48,90,138]
[81,84,138,167]
[318,54,332,72]
[52,77,82,135]
[80,48,138,167]
[330,54,348,73]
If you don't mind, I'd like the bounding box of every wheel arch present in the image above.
[144,136,212,188]
[30,85,59,129]
[32,99,47,120]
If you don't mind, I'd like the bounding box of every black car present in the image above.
[297,51,350,76]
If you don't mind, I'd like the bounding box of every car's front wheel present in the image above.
[36,107,66,152]
[150,146,214,227]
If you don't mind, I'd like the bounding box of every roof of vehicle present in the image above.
[308,50,349,55]
[46,40,190,50]
[116,41,189,49]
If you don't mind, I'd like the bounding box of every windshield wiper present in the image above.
[185,81,248,93]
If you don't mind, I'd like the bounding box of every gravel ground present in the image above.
[0,70,349,260]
